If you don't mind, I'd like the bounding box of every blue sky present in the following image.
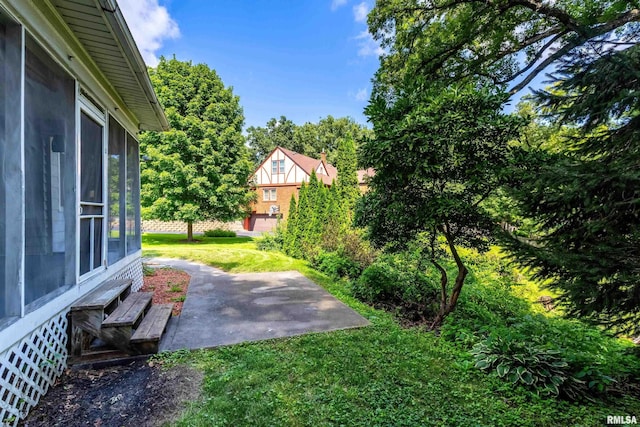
[119,0,380,130]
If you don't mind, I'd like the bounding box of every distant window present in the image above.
[271,159,285,174]
[263,188,277,201]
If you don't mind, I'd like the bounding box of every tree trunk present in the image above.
[187,222,193,242]
[429,229,469,330]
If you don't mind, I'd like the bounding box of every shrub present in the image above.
[471,334,569,397]
[256,232,283,251]
[352,255,439,316]
[313,251,361,279]
[204,229,236,237]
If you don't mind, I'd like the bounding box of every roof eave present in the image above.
[96,0,169,131]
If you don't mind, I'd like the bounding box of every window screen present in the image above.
[108,116,126,264]
[126,133,141,254]
[24,33,76,309]
[0,16,22,324]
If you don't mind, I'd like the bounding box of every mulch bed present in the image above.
[141,267,190,316]
[21,361,202,427]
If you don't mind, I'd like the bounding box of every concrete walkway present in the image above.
[147,258,370,351]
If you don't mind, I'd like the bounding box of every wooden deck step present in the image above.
[131,304,173,354]
[102,292,152,328]
[71,279,132,312]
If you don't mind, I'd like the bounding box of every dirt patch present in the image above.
[21,360,202,427]
[141,267,190,316]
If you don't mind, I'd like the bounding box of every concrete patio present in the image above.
[146,258,370,351]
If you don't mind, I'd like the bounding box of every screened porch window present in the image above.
[108,116,126,264]
[126,133,141,254]
[0,15,22,324]
[24,33,76,309]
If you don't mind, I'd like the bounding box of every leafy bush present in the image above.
[471,334,569,396]
[352,255,440,320]
[256,232,283,251]
[313,251,361,279]
[204,229,236,237]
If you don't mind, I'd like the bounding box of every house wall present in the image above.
[252,184,300,221]
[0,1,149,425]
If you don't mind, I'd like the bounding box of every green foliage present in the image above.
[256,231,283,251]
[358,81,524,326]
[312,251,361,280]
[368,0,640,333]
[368,0,639,94]
[139,57,255,240]
[471,336,569,397]
[500,45,640,334]
[334,136,360,216]
[246,115,373,165]
[203,229,236,238]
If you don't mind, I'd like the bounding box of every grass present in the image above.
[143,233,640,426]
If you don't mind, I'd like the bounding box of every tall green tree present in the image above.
[367,0,640,331]
[368,0,640,93]
[334,136,361,216]
[502,45,640,333]
[246,116,297,165]
[357,82,523,327]
[140,57,255,241]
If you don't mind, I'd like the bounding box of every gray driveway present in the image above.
[148,258,370,351]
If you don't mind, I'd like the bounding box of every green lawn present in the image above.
[143,233,639,426]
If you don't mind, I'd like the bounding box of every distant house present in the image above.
[245,147,373,232]
[0,0,168,424]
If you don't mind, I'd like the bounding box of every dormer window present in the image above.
[272,159,285,174]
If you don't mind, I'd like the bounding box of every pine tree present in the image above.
[334,136,360,216]
[283,194,298,256]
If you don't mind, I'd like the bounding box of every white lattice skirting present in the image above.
[0,258,143,426]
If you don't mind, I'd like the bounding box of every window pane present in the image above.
[0,16,22,325]
[81,114,103,203]
[24,33,76,308]
[108,116,126,264]
[271,160,277,174]
[79,219,91,275]
[126,133,141,254]
[279,160,285,173]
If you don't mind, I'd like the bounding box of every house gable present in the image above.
[254,147,310,186]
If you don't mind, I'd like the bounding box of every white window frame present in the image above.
[271,159,285,174]
[263,188,277,201]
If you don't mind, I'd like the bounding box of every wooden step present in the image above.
[69,279,134,345]
[102,292,153,328]
[71,279,132,312]
[131,304,174,354]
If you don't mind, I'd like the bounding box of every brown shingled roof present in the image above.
[278,147,337,185]
[270,147,372,186]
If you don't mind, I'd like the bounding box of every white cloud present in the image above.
[355,30,384,57]
[353,2,369,22]
[331,0,348,11]
[355,88,368,101]
[118,0,180,66]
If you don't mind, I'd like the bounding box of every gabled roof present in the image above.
[47,0,169,131]
[257,146,372,186]
[278,147,337,185]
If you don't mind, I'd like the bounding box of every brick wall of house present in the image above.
[253,185,299,220]
[142,220,243,234]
